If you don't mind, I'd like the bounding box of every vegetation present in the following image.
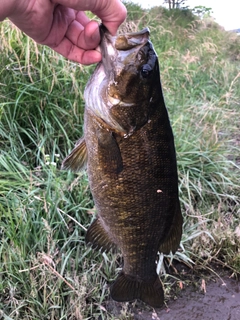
[0,2,239,319]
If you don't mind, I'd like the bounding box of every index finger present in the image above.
[52,0,127,35]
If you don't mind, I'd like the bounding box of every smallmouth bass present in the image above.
[62,25,183,308]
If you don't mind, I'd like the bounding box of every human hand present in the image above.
[6,0,127,65]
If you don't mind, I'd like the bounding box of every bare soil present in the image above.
[104,268,240,320]
[144,276,240,320]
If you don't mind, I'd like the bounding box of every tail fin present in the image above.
[110,272,164,308]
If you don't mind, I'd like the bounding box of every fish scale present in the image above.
[62,25,183,308]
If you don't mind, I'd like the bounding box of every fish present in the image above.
[62,25,183,308]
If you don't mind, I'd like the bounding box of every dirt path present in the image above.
[106,276,240,319]
[144,277,240,320]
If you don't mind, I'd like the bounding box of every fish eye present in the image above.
[141,64,152,78]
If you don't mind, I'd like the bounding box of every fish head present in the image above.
[101,26,156,103]
[84,26,161,134]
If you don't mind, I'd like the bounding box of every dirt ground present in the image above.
[105,274,240,320]
[143,277,240,320]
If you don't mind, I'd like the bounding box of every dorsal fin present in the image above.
[159,200,182,254]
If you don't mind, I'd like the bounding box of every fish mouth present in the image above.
[99,24,150,76]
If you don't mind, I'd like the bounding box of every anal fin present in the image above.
[61,137,87,172]
[159,200,183,254]
[110,272,164,308]
[86,218,117,252]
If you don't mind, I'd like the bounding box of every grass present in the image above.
[0,2,240,318]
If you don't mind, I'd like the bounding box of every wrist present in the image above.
[0,0,20,21]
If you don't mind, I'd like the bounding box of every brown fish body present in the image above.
[62,26,182,308]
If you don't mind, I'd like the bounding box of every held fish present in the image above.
[62,25,183,308]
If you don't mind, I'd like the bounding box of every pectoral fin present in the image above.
[159,200,183,254]
[97,128,123,175]
[61,137,87,172]
[86,218,117,252]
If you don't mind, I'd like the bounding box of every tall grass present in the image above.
[0,2,240,318]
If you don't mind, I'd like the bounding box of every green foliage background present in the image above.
[0,2,239,319]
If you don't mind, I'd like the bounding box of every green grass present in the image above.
[0,2,240,318]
